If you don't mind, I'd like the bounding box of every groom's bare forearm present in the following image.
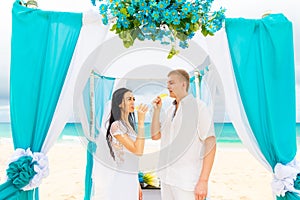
[151,110,161,140]
[198,136,216,182]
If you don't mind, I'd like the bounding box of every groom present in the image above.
[151,69,216,200]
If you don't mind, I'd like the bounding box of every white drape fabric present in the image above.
[205,29,272,171]
[41,10,109,153]
[200,66,218,114]
[91,100,113,199]
[271,158,300,197]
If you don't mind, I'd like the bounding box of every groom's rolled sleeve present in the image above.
[196,100,215,141]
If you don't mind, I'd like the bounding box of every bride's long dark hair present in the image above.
[106,88,136,160]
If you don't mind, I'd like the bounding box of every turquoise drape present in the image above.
[85,141,97,200]
[95,75,116,133]
[0,1,82,199]
[190,75,204,99]
[84,74,115,200]
[226,14,297,199]
[190,76,196,97]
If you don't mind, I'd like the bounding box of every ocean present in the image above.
[1,123,300,144]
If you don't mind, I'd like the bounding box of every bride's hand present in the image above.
[137,104,148,123]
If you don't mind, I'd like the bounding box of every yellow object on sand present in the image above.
[143,172,160,187]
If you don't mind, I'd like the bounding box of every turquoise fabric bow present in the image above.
[6,156,37,189]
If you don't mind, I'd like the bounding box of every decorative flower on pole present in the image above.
[139,171,160,188]
[91,0,226,58]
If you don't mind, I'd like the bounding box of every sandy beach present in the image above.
[0,140,290,200]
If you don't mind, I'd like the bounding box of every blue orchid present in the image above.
[172,16,180,25]
[157,1,167,10]
[127,6,135,15]
[99,4,108,15]
[191,13,200,23]
[152,11,160,21]
[179,40,188,49]
[102,16,108,25]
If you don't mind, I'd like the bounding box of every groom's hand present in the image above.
[152,96,162,110]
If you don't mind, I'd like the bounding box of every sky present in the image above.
[0,0,299,122]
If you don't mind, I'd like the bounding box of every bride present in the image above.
[105,87,148,200]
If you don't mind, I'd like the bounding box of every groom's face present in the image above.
[167,74,183,98]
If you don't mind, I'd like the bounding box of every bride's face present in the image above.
[120,91,135,113]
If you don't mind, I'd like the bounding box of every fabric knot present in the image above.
[6,156,36,189]
[271,159,300,197]
[7,148,49,191]
[294,174,300,190]
[88,141,97,153]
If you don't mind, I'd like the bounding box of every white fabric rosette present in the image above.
[271,158,300,197]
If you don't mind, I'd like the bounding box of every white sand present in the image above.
[210,143,274,200]
[1,140,295,200]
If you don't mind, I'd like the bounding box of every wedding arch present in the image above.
[0,1,298,200]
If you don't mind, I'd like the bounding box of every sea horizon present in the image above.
[1,122,300,144]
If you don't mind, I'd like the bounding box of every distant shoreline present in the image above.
[1,123,300,144]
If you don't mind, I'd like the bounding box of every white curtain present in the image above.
[205,29,271,171]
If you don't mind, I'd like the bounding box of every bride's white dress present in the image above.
[106,120,140,200]
[93,121,139,200]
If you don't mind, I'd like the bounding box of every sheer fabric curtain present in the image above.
[205,28,270,170]
[83,75,115,200]
[0,1,82,199]
[38,9,109,200]
[207,14,298,199]
[226,14,298,199]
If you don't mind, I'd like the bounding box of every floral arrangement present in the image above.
[91,0,226,58]
[138,171,160,188]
